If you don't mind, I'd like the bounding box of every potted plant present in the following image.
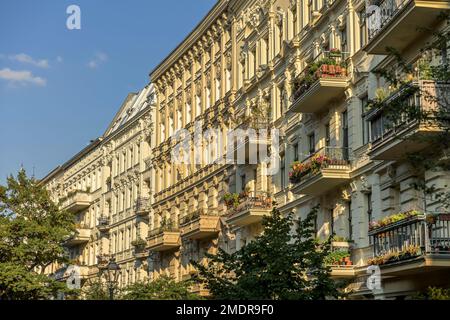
[329,48,341,58]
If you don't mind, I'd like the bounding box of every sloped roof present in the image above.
[104,84,155,137]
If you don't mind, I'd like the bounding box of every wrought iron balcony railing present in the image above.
[369,212,450,264]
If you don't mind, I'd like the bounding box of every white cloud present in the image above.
[87,52,108,69]
[0,68,46,86]
[8,53,49,68]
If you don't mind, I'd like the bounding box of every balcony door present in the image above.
[342,111,349,160]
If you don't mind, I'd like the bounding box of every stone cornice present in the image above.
[150,0,230,81]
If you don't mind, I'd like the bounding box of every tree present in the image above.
[0,169,75,299]
[121,276,199,300]
[81,278,112,300]
[369,12,450,211]
[193,205,342,300]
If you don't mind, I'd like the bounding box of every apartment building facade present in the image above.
[44,0,450,299]
[43,84,156,288]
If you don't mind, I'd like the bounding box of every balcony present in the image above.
[134,197,150,218]
[290,52,349,114]
[180,208,220,240]
[66,225,92,247]
[368,211,450,275]
[365,0,450,54]
[329,240,356,279]
[96,217,110,232]
[367,80,450,160]
[96,254,110,269]
[290,147,351,196]
[62,190,92,213]
[147,226,180,252]
[226,191,273,227]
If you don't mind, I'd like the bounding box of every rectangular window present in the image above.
[348,200,353,241]
[293,143,299,162]
[280,154,286,189]
[325,123,331,147]
[186,102,191,124]
[342,111,349,160]
[361,96,369,144]
[241,174,246,192]
[341,27,348,53]
[308,133,315,155]
[359,8,368,48]
[330,209,334,235]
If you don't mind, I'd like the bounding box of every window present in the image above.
[280,154,286,189]
[186,102,191,124]
[325,123,331,147]
[279,86,284,115]
[241,174,246,192]
[177,108,182,129]
[358,8,368,48]
[348,200,353,241]
[215,78,221,102]
[330,209,334,235]
[367,192,373,223]
[361,96,370,144]
[308,133,315,155]
[206,87,211,109]
[370,114,384,142]
[239,59,245,87]
[196,95,201,117]
[341,26,348,53]
[293,143,299,162]
[342,111,349,160]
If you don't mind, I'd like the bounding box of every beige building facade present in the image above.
[44,0,450,299]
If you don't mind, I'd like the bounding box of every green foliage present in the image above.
[367,245,421,266]
[324,251,350,265]
[194,205,343,300]
[223,192,240,208]
[371,13,450,211]
[421,286,450,300]
[121,276,200,300]
[0,169,76,300]
[82,278,114,300]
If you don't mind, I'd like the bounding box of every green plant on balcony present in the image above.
[289,153,333,184]
[292,56,347,101]
[131,238,146,248]
[367,245,421,266]
[329,48,341,57]
[331,235,353,242]
[324,250,351,266]
[368,210,422,231]
[223,192,240,208]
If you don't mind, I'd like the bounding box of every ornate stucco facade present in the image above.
[43,0,450,299]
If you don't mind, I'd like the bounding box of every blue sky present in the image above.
[0,0,217,183]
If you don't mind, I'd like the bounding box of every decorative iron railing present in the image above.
[289,147,351,184]
[370,213,450,259]
[228,191,273,214]
[367,80,450,144]
[179,208,220,226]
[291,51,349,102]
[367,0,411,41]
